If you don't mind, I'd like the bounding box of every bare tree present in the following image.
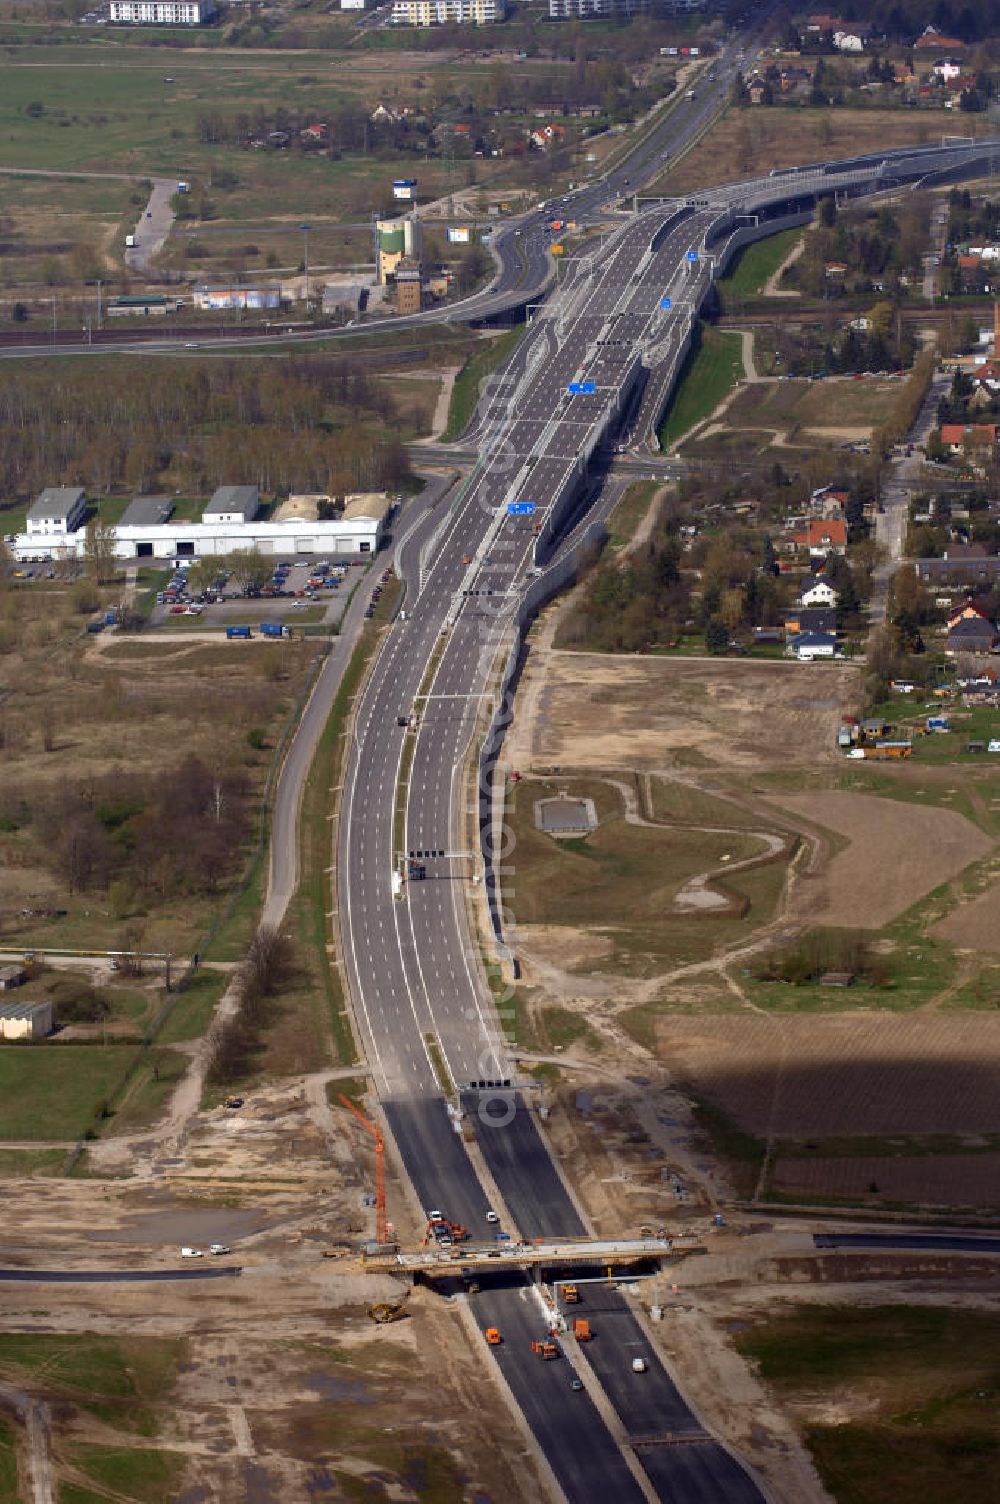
[84,517,118,585]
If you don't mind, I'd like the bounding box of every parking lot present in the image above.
[148,557,370,632]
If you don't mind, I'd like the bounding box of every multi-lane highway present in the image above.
[335,120,1000,1501]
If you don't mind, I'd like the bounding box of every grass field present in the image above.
[657,325,744,449]
[717,226,802,301]
[507,776,777,977]
[442,325,526,441]
[70,1444,186,1502]
[735,1305,1000,1504]
[0,1415,17,1504]
[0,45,554,267]
[0,1043,184,1141]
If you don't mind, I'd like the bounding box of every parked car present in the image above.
[180,1247,203,1258]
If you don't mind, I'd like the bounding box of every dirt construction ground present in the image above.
[777,790,991,930]
[506,646,858,773]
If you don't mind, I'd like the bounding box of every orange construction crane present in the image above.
[338,1093,388,1245]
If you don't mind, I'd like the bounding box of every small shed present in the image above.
[0,1001,53,1041]
[0,964,27,991]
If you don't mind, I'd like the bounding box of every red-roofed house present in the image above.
[913,25,965,50]
[948,598,994,630]
[791,518,848,557]
[940,423,997,452]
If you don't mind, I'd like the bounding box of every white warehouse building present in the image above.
[11,487,386,562]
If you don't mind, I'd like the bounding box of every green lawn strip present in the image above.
[0,1147,66,1177]
[441,326,526,442]
[942,961,1000,1011]
[606,480,659,551]
[57,1486,108,1504]
[69,1444,186,1502]
[425,1034,454,1098]
[619,986,743,1049]
[154,970,227,1044]
[735,1305,1000,1504]
[100,1048,187,1136]
[0,1333,180,1416]
[539,1005,597,1053]
[717,226,803,301]
[657,325,745,450]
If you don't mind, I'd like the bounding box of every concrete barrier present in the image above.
[479,522,607,962]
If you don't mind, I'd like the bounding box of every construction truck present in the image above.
[485,1327,502,1346]
[561,1284,580,1304]
[531,1339,559,1360]
[573,1318,592,1342]
[367,1291,410,1324]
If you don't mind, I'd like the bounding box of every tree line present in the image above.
[0,354,410,501]
[2,754,250,902]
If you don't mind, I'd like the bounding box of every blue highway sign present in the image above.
[507,501,537,516]
[659,295,672,310]
[686,250,699,263]
[567,380,596,395]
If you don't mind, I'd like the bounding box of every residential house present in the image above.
[748,79,769,105]
[799,579,839,608]
[779,64,812,94]
[971,358,1000,393]
[944,543,988,563]
[529,123,567,149]
[783,605,837,636]
[833,24,870,51]
[791,517,848,557]
[913,25,965,51]
[946,614,999,656]
[948,598,994,630]
[939,422,997,453]
[916,558,1000,588]
[957,254,991,294]
[787,630,837,661]
[810,485,849,517]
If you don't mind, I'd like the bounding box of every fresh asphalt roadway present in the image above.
[262,470,452,929]
[335,131,1000,1502]
[0,1267,240,1282]
[814,1232,1000,1254]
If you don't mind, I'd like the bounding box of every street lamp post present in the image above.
[299,222,311,307]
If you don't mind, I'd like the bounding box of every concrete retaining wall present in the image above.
[479,521,607,963]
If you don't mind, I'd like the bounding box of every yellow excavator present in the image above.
[367,1289,411,1325]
